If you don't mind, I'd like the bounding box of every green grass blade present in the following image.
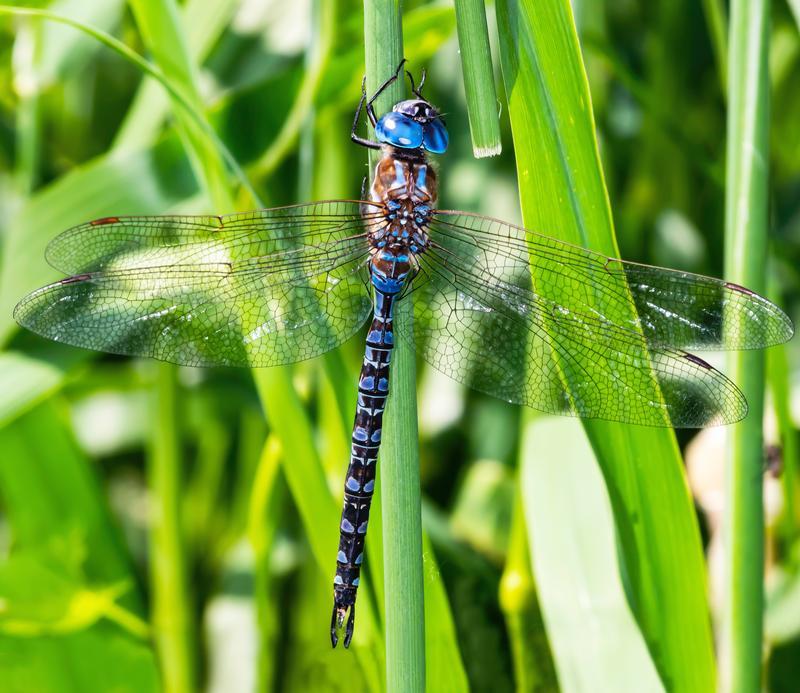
[246,435,283,692]
[453,0,502,157]
[701,0,728,94]
[363,3,426,689]
[246,0,335,182]
[114,0,239,151]
[0,5,258,205]
[0,346,90,428]
[127,0,232,213]
[768,338,798,558]
[0,402,159,692]
[147,363,197,693]
[494,0,716,688]
[253,370,385,686]
[126,1,386,678]
[119,9,228,689]
[721,1,771,689]
[520,416,664,691]
[499,487,557,691]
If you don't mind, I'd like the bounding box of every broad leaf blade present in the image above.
[495,0,716,688]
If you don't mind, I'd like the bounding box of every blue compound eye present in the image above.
[422,119,449,153]
[375,113,423,149]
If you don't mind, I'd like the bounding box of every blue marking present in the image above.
[364,480,375,493]
[394,160,405,185]
[401,230,409,238]
[355,553,363,565]
[334,575,344,585]
[346,477,361,491]
[371,429,382,443]
[378,378,389,392]
[416,166,427,190]
[353,578,360,586]
[378,240,386,248]
[384,332,394,345]
[416,204,430,215]
[365,346,386,361]
[395,254,409,262]
[371,273,404,294]
[357,521,368,534]
[341,518,354,533]
[337,551,347,563]
[360,375,375,389]
[410,245,419,253]
[354,427,368,442]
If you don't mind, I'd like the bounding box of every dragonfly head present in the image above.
[375,98,449,154]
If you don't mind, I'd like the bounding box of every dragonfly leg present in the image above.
[366,58,407,124]
[352,60,409,150]
[405,66,426,98]
[351,78,382,150]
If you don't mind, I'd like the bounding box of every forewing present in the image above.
[402,231,748,427]
[430,211,793,350]
[15,202,376,367]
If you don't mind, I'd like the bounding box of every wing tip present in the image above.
[775,310,795,345]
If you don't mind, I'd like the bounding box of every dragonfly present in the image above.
[14,61,794,648]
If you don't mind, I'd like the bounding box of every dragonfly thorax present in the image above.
[368,151,436,250]
[370,152,437,203]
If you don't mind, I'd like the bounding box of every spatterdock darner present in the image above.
[14,61,794,648]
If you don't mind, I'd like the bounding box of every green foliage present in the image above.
[0,1,798,692]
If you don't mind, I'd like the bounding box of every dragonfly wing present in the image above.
[430,212,793,350]
[46,201,379,274]
[16,202,377,367]
[402,242,747,427]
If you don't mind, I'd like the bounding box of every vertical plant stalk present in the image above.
[363,2,426,689]
[701,0,728,95]
[767,338,798,557]
[147,362,197,693]
[247,435,283,693]
[453,0,502,157]
[12,18,42,195]
[499,483,557,691]
[721,1,770,690]
[247,0,334,182]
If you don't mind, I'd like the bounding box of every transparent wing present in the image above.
[430,211,793,350]
[398,212,791,427]
[15,202,377,367]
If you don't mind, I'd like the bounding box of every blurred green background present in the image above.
[0,0,798,691]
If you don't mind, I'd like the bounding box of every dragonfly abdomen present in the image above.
[331,277,403,648]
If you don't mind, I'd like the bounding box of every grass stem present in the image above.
[147,362,197,693]
[363,2,426,689]
[453,0,502,157]
[721,1,771,689]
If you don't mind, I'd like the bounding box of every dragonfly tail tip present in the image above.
[330,604,355,648]
[331,604,356,648]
